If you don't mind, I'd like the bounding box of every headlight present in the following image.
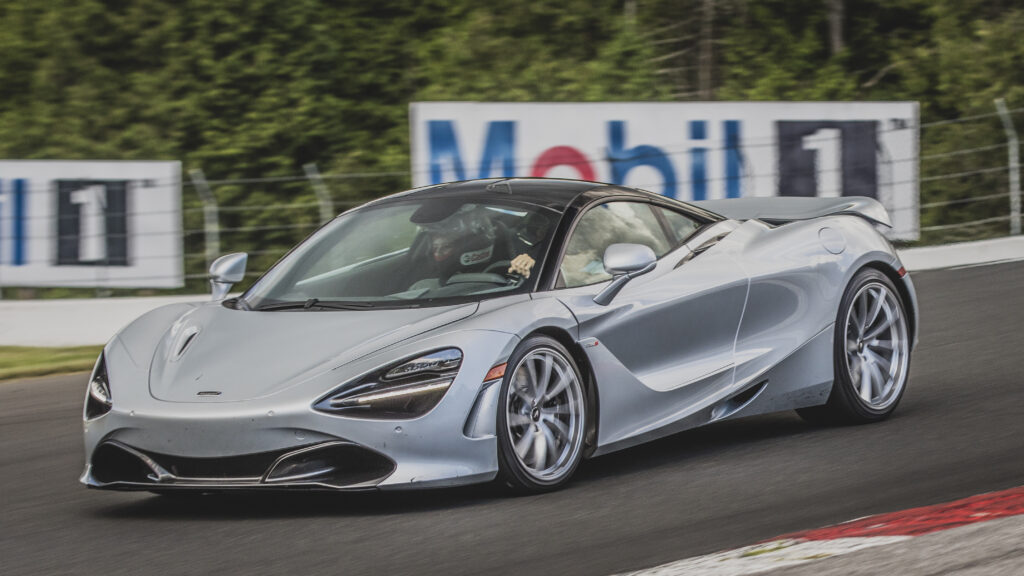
[383,348,462,380]
[314,349,462,419]
[85,353,112,419]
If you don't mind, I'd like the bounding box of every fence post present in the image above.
[303,163,335,224]
[0,190,4,299]
[188,169,221,269]
[995,98,1021,235]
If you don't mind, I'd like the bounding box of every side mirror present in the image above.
[593,243,657,306]
[209,252,247,301]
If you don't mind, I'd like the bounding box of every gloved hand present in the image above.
[508,253,536,278]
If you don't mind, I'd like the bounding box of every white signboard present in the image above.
[411,102,919,239]
[0,160,183,288]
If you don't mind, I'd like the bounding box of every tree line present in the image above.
[0,0,1020,293]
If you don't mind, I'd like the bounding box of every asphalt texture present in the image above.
[2,262,1023,576]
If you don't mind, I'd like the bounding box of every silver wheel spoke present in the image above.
[512,388,532,405]
[863,348,892,373]
[542,414,570,439]
[859,364,873,401]
[864,315,893,340]
[535,354,553,401]
[868,360,887,397]
[540,424,559,465]
[508,412,532,428]
[532,428,548,468]
[543,366,570,402]
[848,355,862,380]
[856,292,868,335]
[525,359,540,399]
[515,427,536,460]
[865,289,885,330]
[514,372,532,401]
[868,339,893,350]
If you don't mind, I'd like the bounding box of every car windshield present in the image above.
[242,198,560,309]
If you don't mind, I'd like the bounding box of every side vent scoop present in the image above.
[711,380,768,421]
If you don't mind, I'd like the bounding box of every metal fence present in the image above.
[1,100,1021,298]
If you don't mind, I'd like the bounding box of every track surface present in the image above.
[2,262,1023,576]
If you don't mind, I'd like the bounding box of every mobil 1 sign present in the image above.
[410,102,919,239]
[0,160,183,288]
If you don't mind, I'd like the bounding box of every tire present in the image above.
[797,268,911,425]
[496,335,587,492]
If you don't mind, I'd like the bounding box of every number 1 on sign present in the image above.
[70,185,107,262]
[802,128,842,198]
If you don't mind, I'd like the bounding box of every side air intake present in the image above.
[711,380,769,421]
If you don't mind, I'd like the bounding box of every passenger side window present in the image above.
[559,202,672,288]
[656,207,701,245]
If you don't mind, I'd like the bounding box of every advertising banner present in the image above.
[410,102,919,239]
[0,160,182,288]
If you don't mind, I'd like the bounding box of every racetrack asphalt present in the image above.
[2,261,1022,576]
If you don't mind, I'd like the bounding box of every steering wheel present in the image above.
[484,260,512,275]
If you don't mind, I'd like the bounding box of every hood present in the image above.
[148,302,477,402]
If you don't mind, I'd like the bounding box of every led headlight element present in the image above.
[315,348,462,419]
[85,353,113,420]
[383,349,463,380]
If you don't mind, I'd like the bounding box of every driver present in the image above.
[506,212,551,279]
[422,207,497,282]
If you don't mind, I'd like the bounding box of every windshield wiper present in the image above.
[255,298,376,311]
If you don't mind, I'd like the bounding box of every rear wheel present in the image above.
[496,336,587,492]
[798,268,910,424]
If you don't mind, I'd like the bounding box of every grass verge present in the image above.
[0,346,102,382]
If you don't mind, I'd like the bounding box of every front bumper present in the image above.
[81,439,396,491]
[82,329,517,491]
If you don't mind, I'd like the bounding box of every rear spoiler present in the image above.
[692,196,892,228]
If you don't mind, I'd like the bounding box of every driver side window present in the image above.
[559,202,672,288]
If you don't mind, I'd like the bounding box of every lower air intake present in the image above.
[89,440,396,489]
[265,442,396,487]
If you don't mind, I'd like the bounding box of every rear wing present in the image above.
[692,196,892,228]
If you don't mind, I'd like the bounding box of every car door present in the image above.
[542,200,749,452]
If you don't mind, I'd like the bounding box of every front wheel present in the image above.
[496,336,587,492]
[798,268,911,424]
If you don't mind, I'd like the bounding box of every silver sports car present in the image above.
[81,178,917,493]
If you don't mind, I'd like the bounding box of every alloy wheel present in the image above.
[843,282,910,410]
[504,347,585,483]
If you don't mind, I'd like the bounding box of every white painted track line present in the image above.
[617,537,910,576]
[897,236,1024,271]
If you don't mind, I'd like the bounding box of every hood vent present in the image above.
[172,327,200,361]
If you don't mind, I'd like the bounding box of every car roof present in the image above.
[353,178,724,225]
[360,178,641,212]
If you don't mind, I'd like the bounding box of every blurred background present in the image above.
[0,0,1020,300]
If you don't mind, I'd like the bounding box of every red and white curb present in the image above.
[619,486,1024,576]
